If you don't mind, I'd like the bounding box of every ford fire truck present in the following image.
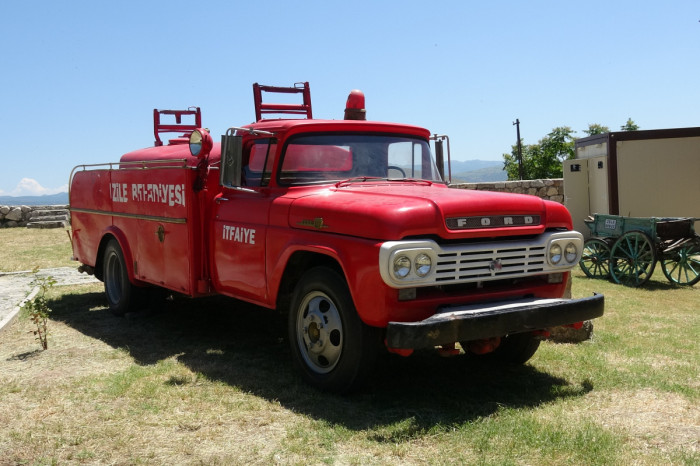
[69,82,604,392]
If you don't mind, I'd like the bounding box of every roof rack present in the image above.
[153,107,202,146]
[253,82,312,121]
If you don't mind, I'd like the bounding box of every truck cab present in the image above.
[69,82,603,393]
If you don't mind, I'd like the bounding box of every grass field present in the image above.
[0,228,698,464]
[0,228,75,272]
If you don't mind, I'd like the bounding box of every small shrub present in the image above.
[22,269,57,350]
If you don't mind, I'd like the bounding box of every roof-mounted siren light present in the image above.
[344,89,366,120]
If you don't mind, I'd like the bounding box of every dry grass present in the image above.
[585,389,699,453]
[0,228,75,272]
[0,232,698,464]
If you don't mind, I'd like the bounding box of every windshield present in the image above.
[278,133,443,185]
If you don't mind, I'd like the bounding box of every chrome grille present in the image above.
[378,231,583,289]
[434,243,547,283]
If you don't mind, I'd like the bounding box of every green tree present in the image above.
[583,123,610,136]
[620,118,639,131]
[502,126,576,180]
[503,141,540,180]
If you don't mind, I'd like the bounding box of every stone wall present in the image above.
[450,179,564,204]
[0,205,70,228]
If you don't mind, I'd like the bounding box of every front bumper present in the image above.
[385,294,604,349]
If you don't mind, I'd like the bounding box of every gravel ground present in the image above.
[0,267,99,333]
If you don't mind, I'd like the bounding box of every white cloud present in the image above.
[5,178,68,196]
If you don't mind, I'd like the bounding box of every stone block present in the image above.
[549,320,594,343]
[5,207,22,221]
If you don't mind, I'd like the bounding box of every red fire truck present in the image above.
[69,82,604,392]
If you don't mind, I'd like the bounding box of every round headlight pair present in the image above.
[393,253,432,279]
[549,242,578,264]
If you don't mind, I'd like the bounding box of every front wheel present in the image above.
[288,266,381,393]
[463,332,541,365]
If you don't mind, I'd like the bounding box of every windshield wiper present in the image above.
[335,176,386,187]
[386,178,434,185]
[335,177,435,187]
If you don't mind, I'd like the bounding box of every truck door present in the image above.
[211,140,275,303]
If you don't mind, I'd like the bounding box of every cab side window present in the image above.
[244,140,277,187]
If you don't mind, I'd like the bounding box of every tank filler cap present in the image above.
[344,89,366,120]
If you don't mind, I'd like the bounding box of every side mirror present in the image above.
[189,128,213,158]
[220,131,243,187]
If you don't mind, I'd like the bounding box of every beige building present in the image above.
[564,127,700,237]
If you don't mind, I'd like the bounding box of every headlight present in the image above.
[414,253,432,277]
[393,255,411,279]
[549,244,562,264]
[565,242,578,263]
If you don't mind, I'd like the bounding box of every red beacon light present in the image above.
[344,89,366,120]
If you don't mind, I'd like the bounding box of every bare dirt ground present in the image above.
[0,268,99,332]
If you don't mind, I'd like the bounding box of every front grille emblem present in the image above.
[446,215,541,230]
[489,259,503,271]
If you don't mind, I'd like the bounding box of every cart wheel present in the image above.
[579,238,611,279]
[610,231,656,287]
[661,239,700,286]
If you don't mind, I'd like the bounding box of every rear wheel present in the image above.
[103,239,139,315]
[288,266,380,393]
[661,239,700,286]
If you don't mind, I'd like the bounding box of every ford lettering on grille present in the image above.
[446,215,541,230]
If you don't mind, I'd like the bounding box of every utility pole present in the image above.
[513,119,523,180]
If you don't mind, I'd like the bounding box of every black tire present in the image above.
[490,332,541,364]
[288,266,381,393]
[463,332,541,365]
[103,239,140,315]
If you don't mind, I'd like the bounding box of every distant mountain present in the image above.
[0,192,69,206]
[450,159,503,173]
[448,159,506,183]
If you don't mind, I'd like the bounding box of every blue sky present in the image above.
[1,1,698,196]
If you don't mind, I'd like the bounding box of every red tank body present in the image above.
[69,82,603,393]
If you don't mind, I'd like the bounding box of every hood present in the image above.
[288,182,559,240]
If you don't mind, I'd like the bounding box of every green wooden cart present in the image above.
[579,214,700,287]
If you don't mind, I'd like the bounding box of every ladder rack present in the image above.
[253,82,312,121]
